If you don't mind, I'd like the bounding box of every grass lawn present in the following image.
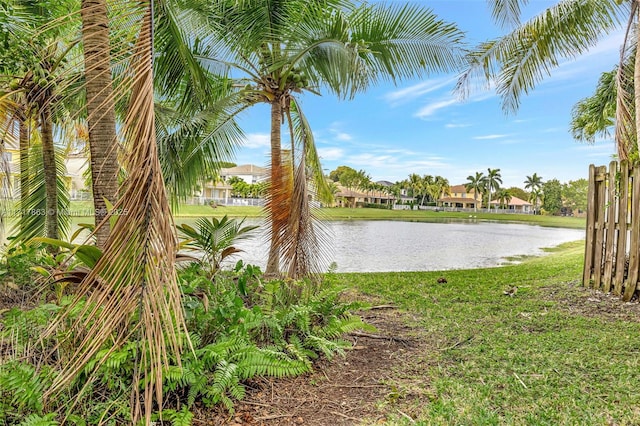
[64,201,585,229]
[330,241,640,425]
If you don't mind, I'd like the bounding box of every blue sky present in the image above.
[232,0,621,189]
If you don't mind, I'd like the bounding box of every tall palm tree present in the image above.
[483,168,502,212]
[80,0,120,248]
[465,171,485,211]
[45,2,187,424]
[457,1,635,159]
[524,172,544,212]
[194,0,464,277]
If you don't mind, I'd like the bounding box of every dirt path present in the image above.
[194,306,429,425]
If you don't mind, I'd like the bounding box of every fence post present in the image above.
[583,165,597,288]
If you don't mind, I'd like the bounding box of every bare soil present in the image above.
[192,305,431,426]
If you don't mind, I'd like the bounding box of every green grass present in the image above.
[331,242,640,425]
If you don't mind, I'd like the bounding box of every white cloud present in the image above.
[383,76,455,106]
[318,147,344,161]
[334,132,352,141]
[473,134,509,140]
[242,133,270,149]
[445,123,471,128]
[414,98,459,119]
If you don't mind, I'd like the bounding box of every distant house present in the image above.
[334,183,394,208]
[200,164,267,203]
[437,184,481,209]
[489,196,533,213]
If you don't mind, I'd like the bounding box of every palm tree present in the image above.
[194,0,464,277]
[483,168,502,212]
[80,0,120,248]
[495,188,512,209]
[45,2,188,424]
[408,173,422,205]
[420,174,434,205]
[0,5,76,243]
[465,171,485,211]
[524,173,544,213]
[457,1,635,159]
[430,175,450,206]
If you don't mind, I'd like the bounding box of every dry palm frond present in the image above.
[615,3,638,162]
[43,2,187,425]
[267,98,330,281]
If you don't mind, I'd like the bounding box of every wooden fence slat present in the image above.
[592,166,608,290]
[602,161,618,293]
[624,166,640,301]
[583,164,597,287]
[614,161,630,295]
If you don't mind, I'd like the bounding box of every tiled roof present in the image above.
[221,164,267,175]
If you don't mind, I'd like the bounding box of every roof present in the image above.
[489,196,532,206]
[221,164,267,175]
[438,196,478,204]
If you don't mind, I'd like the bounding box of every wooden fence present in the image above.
[583,160,640,301]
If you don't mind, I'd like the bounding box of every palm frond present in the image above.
[44,3,188,425]
[10,143,70,245]
[487,0,529,29]
[457,0,626,113]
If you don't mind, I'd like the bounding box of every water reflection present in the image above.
[188,219,584,273]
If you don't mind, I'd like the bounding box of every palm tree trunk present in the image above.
[266,99,283,275]
[18,114,29,231]
[81,0,119,248]
[40,105,59,242]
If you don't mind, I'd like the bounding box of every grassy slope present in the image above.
[332,242,640,425]
[63,201,585,229]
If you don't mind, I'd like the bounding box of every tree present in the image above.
[465,171,485,211]
[570,69,618,144]
[495,188,512,209]
[482,168,502,211]
[457,1,634,159]
[562,178,589,212]
[329,165,357,182]
[0,0,75,243]
[524,173,544,212]
[44,2,188,424]
[195,0,464,277]
[507,186,528,201]
[542,179,563,214]
[407,173,422,204]
[80,0,121,248]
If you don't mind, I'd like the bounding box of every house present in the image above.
[489,196,533,213]
[200,164,267,204]
[333,183,394,208]
[437,184,481,209]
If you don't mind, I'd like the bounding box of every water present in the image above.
[190,219,585,273]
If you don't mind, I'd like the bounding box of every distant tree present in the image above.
[429,176,450,205]
[495,188,512,209]
[329,165,357,182]
[407,173,422,203]
[482,168,502,211]
[524,173,544,212]
[542,179,563,214]
[419,174,434,205]
[562,178,589,212]
[507,186,528,201]
[465,171,485,211]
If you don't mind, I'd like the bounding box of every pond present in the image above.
[193,219,585,273]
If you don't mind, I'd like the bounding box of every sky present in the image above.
[231,0,622,189]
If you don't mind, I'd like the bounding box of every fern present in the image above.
[233,345,311,379]
[158,406,194,426]
[0,361,50,415]
[16,413,58,426]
